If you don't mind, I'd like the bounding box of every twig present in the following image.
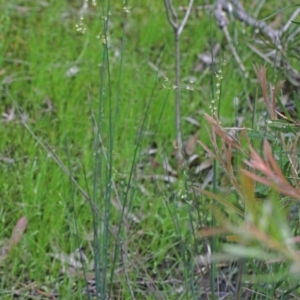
[281,7,300,34]
[214,0,300,86]
[178,0,194,35]
[222,27,247,75]
[164,0,177,29]
[215,0,281,45]
[164,0,194,164]
[214,1,247,74]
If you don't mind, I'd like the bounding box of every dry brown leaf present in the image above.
[184,131,199,156]
[242,139,300,200]
[162,157,178,177]
[204,114,242,150]
[264,140,289,185]
[9,216,27,248]
[0,216,27,263]
[194,158,212,174]
[188,154,200,168]
[199,226,228,238]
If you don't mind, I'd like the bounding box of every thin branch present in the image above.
[214,0,300,86]
[281,7,300,33]
[163,0,195,163]
[222,26,247,74]
[164,0,177,29]
[287,26,300,43]
[218,0,281,45]
[167,0,178,20]
[178,0,194,36]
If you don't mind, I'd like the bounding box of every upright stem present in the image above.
[163,0,194,164]
[174,32,183,162]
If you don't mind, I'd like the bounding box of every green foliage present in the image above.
[1,0,300,299]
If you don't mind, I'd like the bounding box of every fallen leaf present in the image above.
[9,216,28,249]
[0,216,27,263]
[184,131,199,156]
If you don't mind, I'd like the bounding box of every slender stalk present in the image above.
[174,33,182,161]
[163,0,194,163]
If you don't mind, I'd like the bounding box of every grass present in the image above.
[1,0,300,299]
